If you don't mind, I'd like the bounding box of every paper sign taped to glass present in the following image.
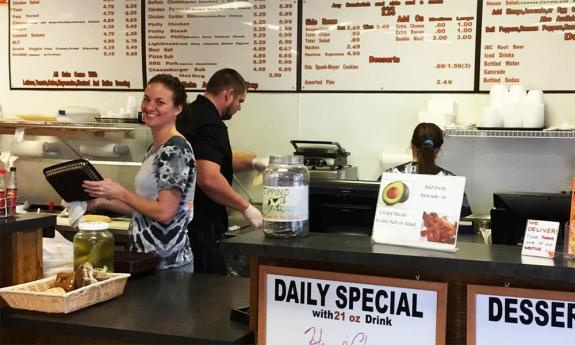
[372,173,466,252]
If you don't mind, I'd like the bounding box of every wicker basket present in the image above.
[0,273,130,313]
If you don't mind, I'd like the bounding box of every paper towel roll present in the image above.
[80,143,129,158]
[11,141,59,158]
[380,152,412,172]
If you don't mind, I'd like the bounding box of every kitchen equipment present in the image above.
[290,140,358,180]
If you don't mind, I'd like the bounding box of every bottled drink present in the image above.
[74,222,114,271]
[263,155,309,238]
[6,167,17,216]
[0,169,7,218]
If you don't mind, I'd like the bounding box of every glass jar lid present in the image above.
[78,221,110,231]
[269,155,303,165]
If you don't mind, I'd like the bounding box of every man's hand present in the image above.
[251,157,269,172]
[242,204,263,228]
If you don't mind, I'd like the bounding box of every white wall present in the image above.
[1,6,574,214]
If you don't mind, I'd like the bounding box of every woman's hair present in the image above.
[411,122,444,175]
[147,74,187,108]
[205,68,247,96]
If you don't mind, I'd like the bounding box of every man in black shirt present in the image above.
[176,68,264,274]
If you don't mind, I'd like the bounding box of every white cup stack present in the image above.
[483,84,544,129]
[482,84,507,127]
[522,90,545,128]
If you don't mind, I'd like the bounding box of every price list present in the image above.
[10,0,143,89]
[301,0,477,91]
[145,0,297,90]
[480,0,575,91]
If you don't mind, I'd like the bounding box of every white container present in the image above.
[481,105,502,128]
[508,85,526,103]
[489,84,508,108]
[503,101,523,128]
[526,89,544,104]
[522,102,545,128]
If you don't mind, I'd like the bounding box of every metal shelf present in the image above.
[0,120,141,139]
[444,129,575,139]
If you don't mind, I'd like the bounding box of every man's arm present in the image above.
[196,159,250,211]
[232,150,256,172]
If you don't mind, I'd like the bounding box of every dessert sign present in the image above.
[521,219,560,258]
[259,265,447,345]
[567,177,575,257]
[467,285,575,345]
[372,173,466,252]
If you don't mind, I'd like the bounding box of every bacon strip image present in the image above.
[420,212,457,244]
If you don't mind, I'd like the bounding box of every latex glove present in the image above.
[242,204,263,228]
[63,201,87,227]
[251,156,269,172]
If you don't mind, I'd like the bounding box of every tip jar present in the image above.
[263,155,309,238]
[74,222,114,271]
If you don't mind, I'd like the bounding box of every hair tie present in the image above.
[423,139,434,147]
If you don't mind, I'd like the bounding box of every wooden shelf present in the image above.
[0,120,139,139]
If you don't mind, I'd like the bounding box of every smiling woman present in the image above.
[81,74,197,271]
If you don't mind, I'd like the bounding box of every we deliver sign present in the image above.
[467,285,575,345]
[258,266,447,345]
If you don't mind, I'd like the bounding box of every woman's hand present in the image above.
[82,178,126,201]
[86,198,106,212]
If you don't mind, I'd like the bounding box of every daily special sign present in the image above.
[467,285,575,345]
[372,173,466,252]
[258,266,447,345]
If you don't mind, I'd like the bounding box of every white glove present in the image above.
[242,204,263,228]
[63,201,87,227]
[251,156,269,172]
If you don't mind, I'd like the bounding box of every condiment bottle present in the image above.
[0,169,7,218]
[263,155,310,238]
[6,167,17,216]
[74,222,114,272]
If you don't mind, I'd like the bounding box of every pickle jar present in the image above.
[263,155,310,238]
[74,222,114,272]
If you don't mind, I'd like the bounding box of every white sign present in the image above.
[372,173,466,252]
[10,0,144,90]
[301,0,477,91]
[468,285,575,345]
[521,219,560,258]
[145,0,298,91]
[260,266,447,345]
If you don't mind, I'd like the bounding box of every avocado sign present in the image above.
[373,173,466,252]
[382,181,410,206]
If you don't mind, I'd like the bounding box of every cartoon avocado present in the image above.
[382,181,409,205]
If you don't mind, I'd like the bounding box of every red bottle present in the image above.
[0,168,6,218]
[6,167,17,216]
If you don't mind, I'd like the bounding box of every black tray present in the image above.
[114,251,160,277]
[43,159,103,202]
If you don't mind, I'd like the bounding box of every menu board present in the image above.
[145,0,298,91]
[480,0,575,91]
[301,0,478,91]
[10,0,144,90]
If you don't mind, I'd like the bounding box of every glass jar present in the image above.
[74,222,114,271]
[263,155,310,238]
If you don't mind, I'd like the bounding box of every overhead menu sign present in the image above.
[467,285,575,345]
[480,0,575,91]
[301,0,477,91]
[145,0,298,91]
[9,0,144,90]
[372,173,466,252]
[259,266,447,345]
